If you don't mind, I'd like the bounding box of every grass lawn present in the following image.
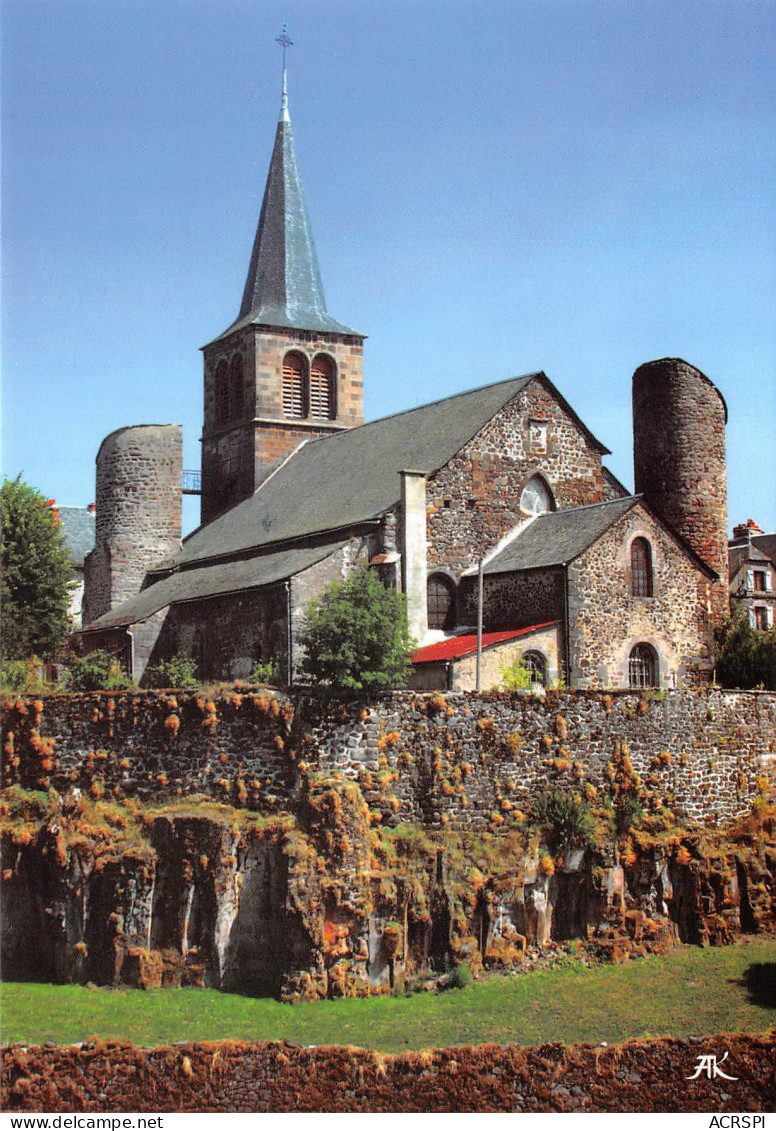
[1,939,774,1053]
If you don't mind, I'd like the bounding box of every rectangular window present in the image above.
[754,570,766,592]
[753,606,768,630]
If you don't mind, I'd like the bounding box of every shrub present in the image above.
[531,788,594,853]
[144,656,199,689]
[300,566,414,694]
[499,655,534,691]
[67,650,135,691]
[715,612,776,690]
[249,658,279,685]
[0,657,51,694]
[613,790,644,836]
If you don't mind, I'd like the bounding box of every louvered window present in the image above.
[631,538,653,597]
[230,355,244,420]
[215,360,229,426]
[629,643,658,689]
[310,354,336,419]
[282,352,307,418]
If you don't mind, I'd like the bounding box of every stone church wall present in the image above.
[427,379,606,576]
[568,506,714,689]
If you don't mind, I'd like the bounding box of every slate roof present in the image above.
[412,623,557,664]
[729,542,770,575]
[83,538,349,632]
[57,506,95,569]
[165,373,555,570]
[209,78,360,343]
[481,495,717,578]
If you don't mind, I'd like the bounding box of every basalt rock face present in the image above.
[2,778,775,1000]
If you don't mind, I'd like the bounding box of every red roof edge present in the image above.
[411,622,557,664]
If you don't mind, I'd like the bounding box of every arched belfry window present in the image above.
[631,537,653,597]
[215,360,229,426]
[310,354,336,419]
[520,476,554,516]
[427,573,456,632]
[230,354,244,420]
[629,643,658,689]
[282,352,307,419]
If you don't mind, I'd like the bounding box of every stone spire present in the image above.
[229,56,358,337]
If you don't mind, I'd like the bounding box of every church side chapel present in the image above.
[81,49,729,693]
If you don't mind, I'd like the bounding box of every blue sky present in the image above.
[3,0,775,537]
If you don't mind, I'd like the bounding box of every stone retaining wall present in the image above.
[2,689,774,826]
[3,1032,774,1112]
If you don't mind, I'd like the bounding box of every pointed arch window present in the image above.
[215,360,229,426]
[629,643,658,689]
[282,352,307,419]
[427,573,456,632]
[631,537,653,597]
[310,354,336,419]
[520,476,554,516]
[230,354,244,420]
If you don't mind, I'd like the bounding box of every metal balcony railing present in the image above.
[182,469,202,495]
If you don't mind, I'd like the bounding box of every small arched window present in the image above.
[282,352,307,419]
[631,537,653,597]
[310,354,336,419]
[629,643,658,689]
[427,573,456,632]
[230,354,244,420]
[215,360,229,426]
[522,650,547,688]
[520,475,554,516]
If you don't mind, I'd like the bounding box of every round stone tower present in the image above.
[83,424,182,626]
[632,358,728,622]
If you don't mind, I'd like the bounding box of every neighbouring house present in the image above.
[729,520,776,630]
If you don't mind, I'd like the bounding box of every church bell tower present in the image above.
[200,34,364,524]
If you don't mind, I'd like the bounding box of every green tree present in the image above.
[715,611,776,690]
[300,566,415,693]
[1,476,73,662]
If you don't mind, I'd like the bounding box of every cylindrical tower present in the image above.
[632,358,728,622]
[83,425,182,625]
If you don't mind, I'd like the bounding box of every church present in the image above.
[80,66,730,693]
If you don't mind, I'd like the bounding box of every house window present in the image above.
[230,354,244,420]
[282,352,307,418]
[522,650,547,688]
[753,606,769,630]
[427,573,456,632]
[629,643,658,689]
[753,570,766,592]
[631,537,653,597]
[215,360,229,426]
[310,354,336,419]
[519,476,553,516]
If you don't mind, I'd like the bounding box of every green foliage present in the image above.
[144,655,199,689]
[531,789,595,853]
[249,658,279,685]
[715,612,776,690]
[1,476,74,662]
[442,961,472,991]
[300,567,415,694]
[613,790,644,837]
[0,657,51,693]
[499,655,534,691]
[67,649,135,691]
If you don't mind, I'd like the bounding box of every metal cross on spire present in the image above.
[276,23,293,69]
